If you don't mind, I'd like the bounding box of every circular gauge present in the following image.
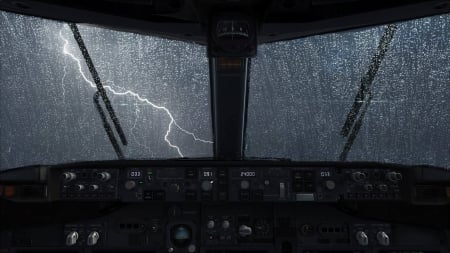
[170,224,192,248]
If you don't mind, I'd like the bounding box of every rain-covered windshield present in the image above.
[246,13,450,169]
[0,11,213,170]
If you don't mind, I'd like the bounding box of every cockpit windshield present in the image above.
[246,13,450,169]
[0,11,213,170]
[1,10,450,171]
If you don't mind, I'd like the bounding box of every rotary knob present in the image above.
[201,180,213,192]
[89,184,99,191]
[97,172,111,182]
[124,180,136,190]
[206,220,215,229]
[238,225,252,237]
[386,172,402,182]
[240,180,250,190]
[222,220,230,229]
[62,172,76,182]
[325,180,336,190]
[352,172,367,182]
[364,184,374,191]
[74,184,85,191]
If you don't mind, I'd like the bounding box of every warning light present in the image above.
[4,185,15,197]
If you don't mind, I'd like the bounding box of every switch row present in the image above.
[355,231,390,246]
[66,231,100,246]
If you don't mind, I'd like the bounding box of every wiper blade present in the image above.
[340,24,397,161]
[68,23,128,158]
[94,91,124,159]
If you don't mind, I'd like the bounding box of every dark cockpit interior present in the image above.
[0,0,449,252]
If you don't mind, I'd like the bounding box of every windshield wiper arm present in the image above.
[68,23,128,157]
[339,24,397,161]
[94,92,125,159]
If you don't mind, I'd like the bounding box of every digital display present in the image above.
[128,169,143,178]
[203,171,214,177]
[200,168,215,178]
[231,169,258,178]
[240,171,256,177]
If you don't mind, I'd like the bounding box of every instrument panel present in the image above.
[0,161,449,253]
[54,166,410,203]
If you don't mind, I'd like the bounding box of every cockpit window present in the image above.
[0,11,213,170]
[246,14,450,168]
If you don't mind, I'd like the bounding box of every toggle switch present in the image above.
[65,231,79,246]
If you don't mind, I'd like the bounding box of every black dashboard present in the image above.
[1,161,449,253]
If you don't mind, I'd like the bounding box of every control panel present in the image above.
[1,203,448,253]
[59,169,118,200]
[55,166,411,203]
[1,161,449,253]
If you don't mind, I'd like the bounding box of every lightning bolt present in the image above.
[59,28,212,157]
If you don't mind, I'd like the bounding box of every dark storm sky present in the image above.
[1,11,449,170]
[246,14,450,169]
[0,11,213,170]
